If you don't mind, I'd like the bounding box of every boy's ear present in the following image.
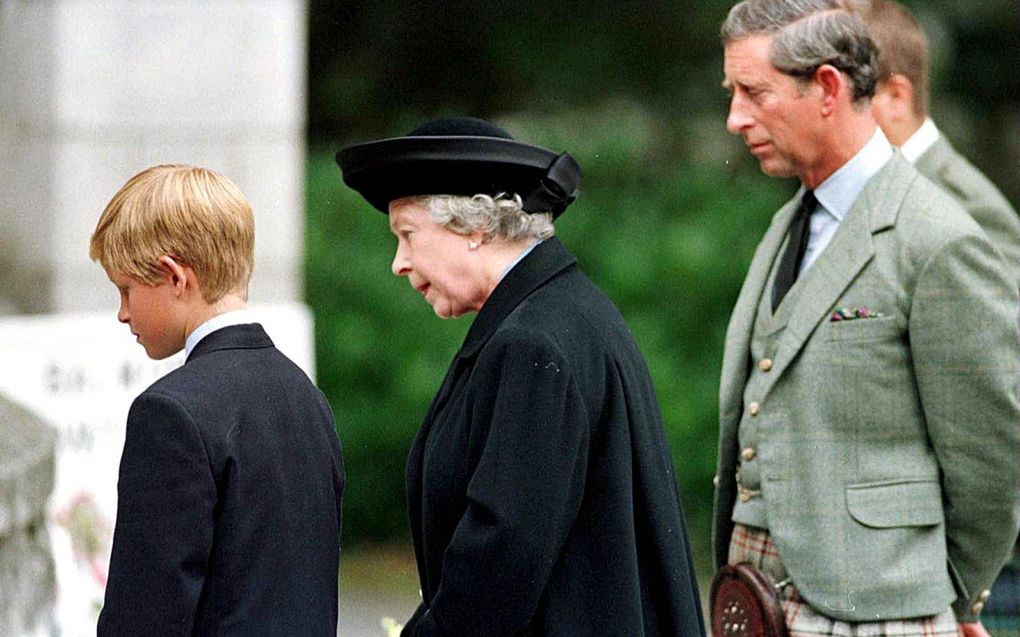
[883,74,916,120]
[158,255,190,296]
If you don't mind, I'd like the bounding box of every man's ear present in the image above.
[158,255,190,296]
[815,64,846,116]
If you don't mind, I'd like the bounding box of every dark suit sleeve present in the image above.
[97,391,217,636]
[405,331,590,636]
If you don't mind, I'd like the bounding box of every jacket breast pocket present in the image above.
[846,479,943,527]
[823,315,901,343]
[816,315,909,376]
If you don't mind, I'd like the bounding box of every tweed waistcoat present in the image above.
[732,243,804,528]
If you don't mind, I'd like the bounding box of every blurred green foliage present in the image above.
[309,0,1018,201]
[307,104,790,547]
[305,0,1017,552]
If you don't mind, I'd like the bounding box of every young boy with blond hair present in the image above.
[860,0,1020,282]
[90,164,344,636]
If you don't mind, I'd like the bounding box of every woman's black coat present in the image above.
[401,238,705,636]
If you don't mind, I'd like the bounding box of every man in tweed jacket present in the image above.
[860,0,1020,284]
[716,0,1019,634]
[861,1,1020,627]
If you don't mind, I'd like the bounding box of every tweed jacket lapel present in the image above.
[721,154,916,413]
[719,197,799,421]
[762,154,911,389]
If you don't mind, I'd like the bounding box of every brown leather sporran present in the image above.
[709,563,788,637]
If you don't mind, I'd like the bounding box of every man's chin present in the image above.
[758,159,797,179]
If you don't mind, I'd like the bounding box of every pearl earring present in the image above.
[468,241,479,251]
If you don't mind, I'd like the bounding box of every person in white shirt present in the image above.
[860,0,1020,282]
[860,2,1020,634]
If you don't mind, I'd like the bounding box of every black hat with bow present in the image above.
[336,117,582,218]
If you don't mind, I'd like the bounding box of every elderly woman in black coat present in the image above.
[337,117,705,637]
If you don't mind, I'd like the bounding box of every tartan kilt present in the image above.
[728,524,960,637]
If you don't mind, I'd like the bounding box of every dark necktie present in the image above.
[771,190,817,312]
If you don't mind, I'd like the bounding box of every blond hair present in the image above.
[856,0,929,116]
[89,164,255,303]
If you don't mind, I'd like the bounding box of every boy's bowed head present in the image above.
[89,164,255,359]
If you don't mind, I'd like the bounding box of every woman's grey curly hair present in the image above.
[417,193,555,242]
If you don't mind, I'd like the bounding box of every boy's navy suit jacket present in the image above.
[97,323,345,636]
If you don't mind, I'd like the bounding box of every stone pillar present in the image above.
[0,0,308,314]
[0,396,57,636]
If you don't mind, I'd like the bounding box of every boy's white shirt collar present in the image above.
[185,308,257,358]
[899,117,940,164]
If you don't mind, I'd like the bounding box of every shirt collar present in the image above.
[499,239,543,280]
[459,238,575,359]
[812,127,894,222]
[899,117,940,164]
[185,308,257,358]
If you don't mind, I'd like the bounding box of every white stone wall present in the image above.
[0,0,307,314]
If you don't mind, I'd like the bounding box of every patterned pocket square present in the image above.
[830,306,884,322]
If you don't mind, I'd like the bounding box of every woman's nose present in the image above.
[391,246,410,277]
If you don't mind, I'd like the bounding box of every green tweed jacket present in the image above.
[915,135,1020,284]
[713,153,1020,623]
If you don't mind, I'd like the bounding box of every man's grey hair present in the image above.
[417,193,555,242]
[721,0,878,104]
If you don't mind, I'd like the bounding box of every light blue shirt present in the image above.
[500,239,543,280]
[799,127,894,274]
[184,308,257,359]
